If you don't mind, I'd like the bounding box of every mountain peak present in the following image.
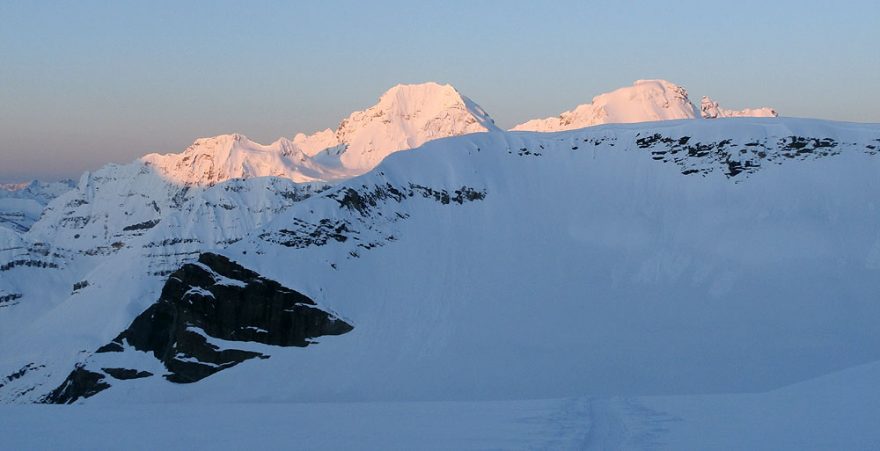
[512,80,778,132]
[141,133,337,185]
[301,81,499,172]
[512,79,699,132]
[129,83,499,186]
[377,82,462,108]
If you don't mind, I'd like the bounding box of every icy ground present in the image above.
[2,360,878,450]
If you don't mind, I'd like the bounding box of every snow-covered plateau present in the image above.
[1,80,879,449]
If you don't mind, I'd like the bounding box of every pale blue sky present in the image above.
[1,0,878,181]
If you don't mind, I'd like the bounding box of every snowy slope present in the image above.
[4,360,880,450]
[512,80,777,131]
[0,179,75,232]
[2,117,879,406]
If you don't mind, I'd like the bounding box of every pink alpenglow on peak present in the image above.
[298,82,500,172]
[142,82,500,186]
[511,80,699,132]
[700,96,778,119]
[141,133,350,185]
[511,80,778,132]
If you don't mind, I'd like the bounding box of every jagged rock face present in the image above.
[104,252,353,383]
[43,252,352,402]
[42,365,110,404]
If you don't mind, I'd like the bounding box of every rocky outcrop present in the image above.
[43,252,352,402]
[42,365,110,404]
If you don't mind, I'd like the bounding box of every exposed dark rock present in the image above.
[122,219,160,231]
[517,147,541,156]
[59,216,90,228]
[95,342,124,353]
[329,183,486,216]
[261,219,353,248]
[632,133,847,179]
[42,365,110,404]
[101,368,153,380]
[72,280,89,291]
[142,237,200,249]
[0,363,44,389]
[0,292,22,307]
[262,182,484,251]
[100,253,352,384]
[0,259,59,272]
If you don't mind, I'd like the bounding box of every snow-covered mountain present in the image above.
[511,79,777,132]
[0,180,75,233]
[142,82,499,187]
[700,95,778,118]
[141,134,349,185]
[296,81,500,172]
[2,116,879,406]
[24,82,498,258]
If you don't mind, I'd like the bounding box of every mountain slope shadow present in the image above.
[43,253,353,403]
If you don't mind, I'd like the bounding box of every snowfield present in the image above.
[3,360,879,449]
[1,80,878,449]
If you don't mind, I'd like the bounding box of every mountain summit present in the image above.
[512,80,777,132]
[296,82,500,172]
[140,82,499,186]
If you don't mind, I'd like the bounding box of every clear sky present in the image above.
[1,0,878,182]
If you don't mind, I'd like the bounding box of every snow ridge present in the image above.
[0,180,75,233]
[700,96,778,119]
[512,80,778,132]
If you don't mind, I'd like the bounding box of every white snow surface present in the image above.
[512,79,777,132]
[0,179,75,232]
[142,134,348,185]
[141,82,499,186]
[701,95,778,119]
[3,117,880,401]
[2,361,880,450]
[327,82,500,171]
[1,116,880,448]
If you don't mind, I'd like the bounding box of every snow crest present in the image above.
[512,80,778,132]
[700,96,778,119]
